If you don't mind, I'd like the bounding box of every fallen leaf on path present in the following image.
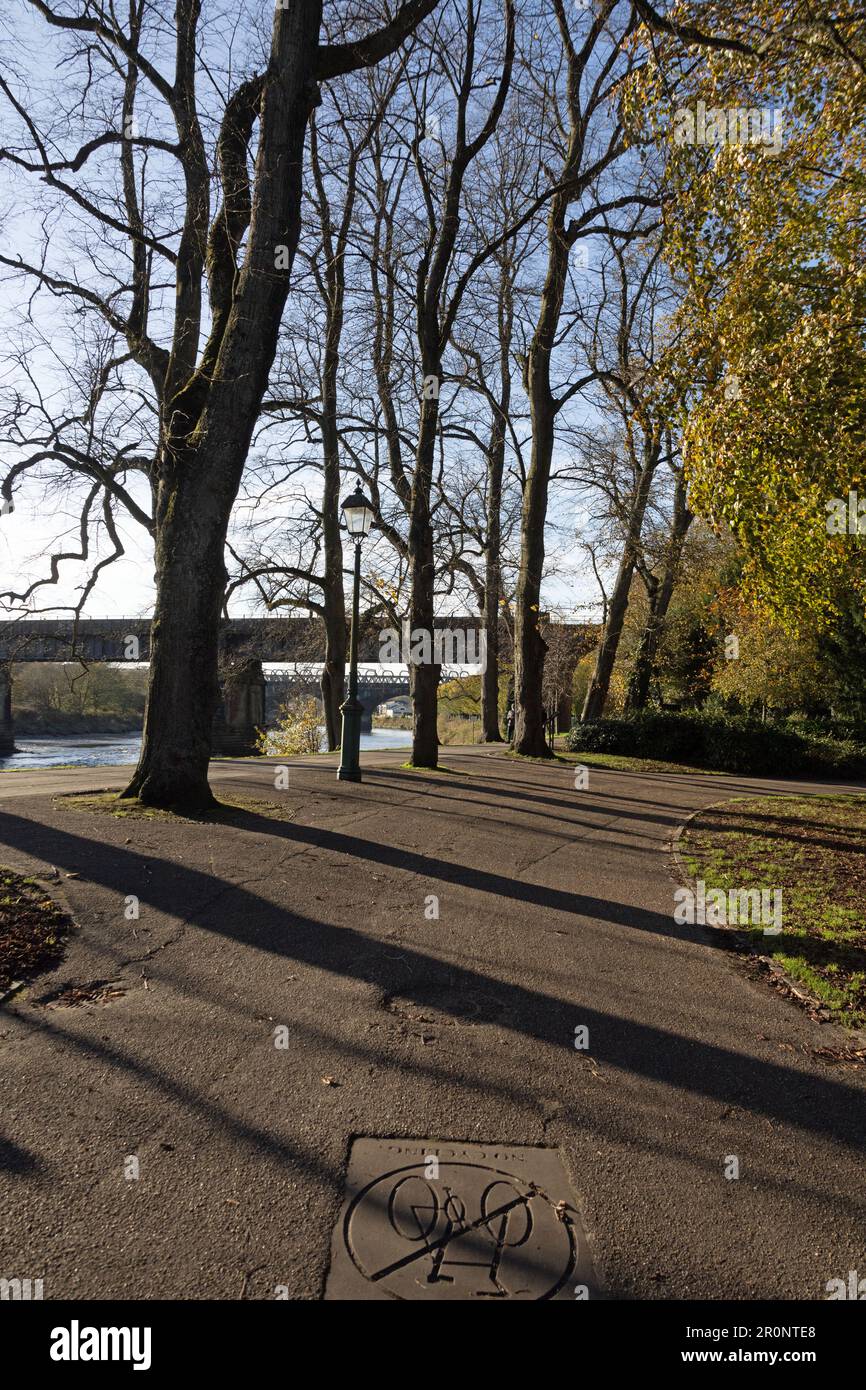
[810,1045,866,1067]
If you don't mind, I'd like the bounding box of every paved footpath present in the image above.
[1,749,864,1299]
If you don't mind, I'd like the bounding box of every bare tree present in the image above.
[0,0,437,808]
[232,68,402,749]
[575,233,677,722]
[512,0,657,756]
[399,0,516,767]
[446,126,538,741]
[330,0,527,766]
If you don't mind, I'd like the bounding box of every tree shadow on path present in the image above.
[1,807,864,1155]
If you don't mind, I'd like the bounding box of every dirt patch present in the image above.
[0,868,72,990]
[36,979,126,1008]
[384,982,505,1033]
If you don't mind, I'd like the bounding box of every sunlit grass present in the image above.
[681,794,866,1029]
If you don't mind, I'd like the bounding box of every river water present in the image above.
[0,727,412,771]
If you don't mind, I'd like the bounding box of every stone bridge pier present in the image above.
[212,659,266,757]
[0,663,14,756]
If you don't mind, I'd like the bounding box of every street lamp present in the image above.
[337,478,375,782]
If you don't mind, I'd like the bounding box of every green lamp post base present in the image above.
[337,696,364,782]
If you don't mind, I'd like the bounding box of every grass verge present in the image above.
[680,794,866,1030]
[56,792,297,823]
[502,748,722,776]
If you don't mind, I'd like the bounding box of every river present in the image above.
[0,727,412,771]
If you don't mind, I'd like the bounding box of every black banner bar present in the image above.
[4,1297,859,1375]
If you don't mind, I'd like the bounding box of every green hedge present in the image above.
[567,711,866,778]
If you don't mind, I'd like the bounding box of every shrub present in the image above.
[567,710,866,778]
[256,697,323,756]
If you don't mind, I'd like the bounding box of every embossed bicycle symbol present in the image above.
[343,1161,575,1299]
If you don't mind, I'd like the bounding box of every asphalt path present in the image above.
[1,748,864,1299]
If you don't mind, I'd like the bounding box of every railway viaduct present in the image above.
[0,616,596,755]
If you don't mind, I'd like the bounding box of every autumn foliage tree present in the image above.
[631,0,866,632]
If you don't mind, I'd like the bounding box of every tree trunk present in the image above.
[410,654,440,764]
[581,549,635,723]
[582,437,661,722]
[481,585,502,741]
[481,428,504,742]
[624,577,660,714]
[320,626,346,751]
[408,497,440,766]
[481,304,509,742]
[513,402,555,757]
[409,384,441,767]
[319,353,347,751]
[513,183,573,759]
[310,106,351,751]
[123,470,233,808]
[624,477,692,713]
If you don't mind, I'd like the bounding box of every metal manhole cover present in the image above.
[325,1138,596,1300]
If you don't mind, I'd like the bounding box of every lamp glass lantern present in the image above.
[341,485,374,541]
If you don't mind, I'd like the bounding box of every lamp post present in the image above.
[337,479,375,782]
